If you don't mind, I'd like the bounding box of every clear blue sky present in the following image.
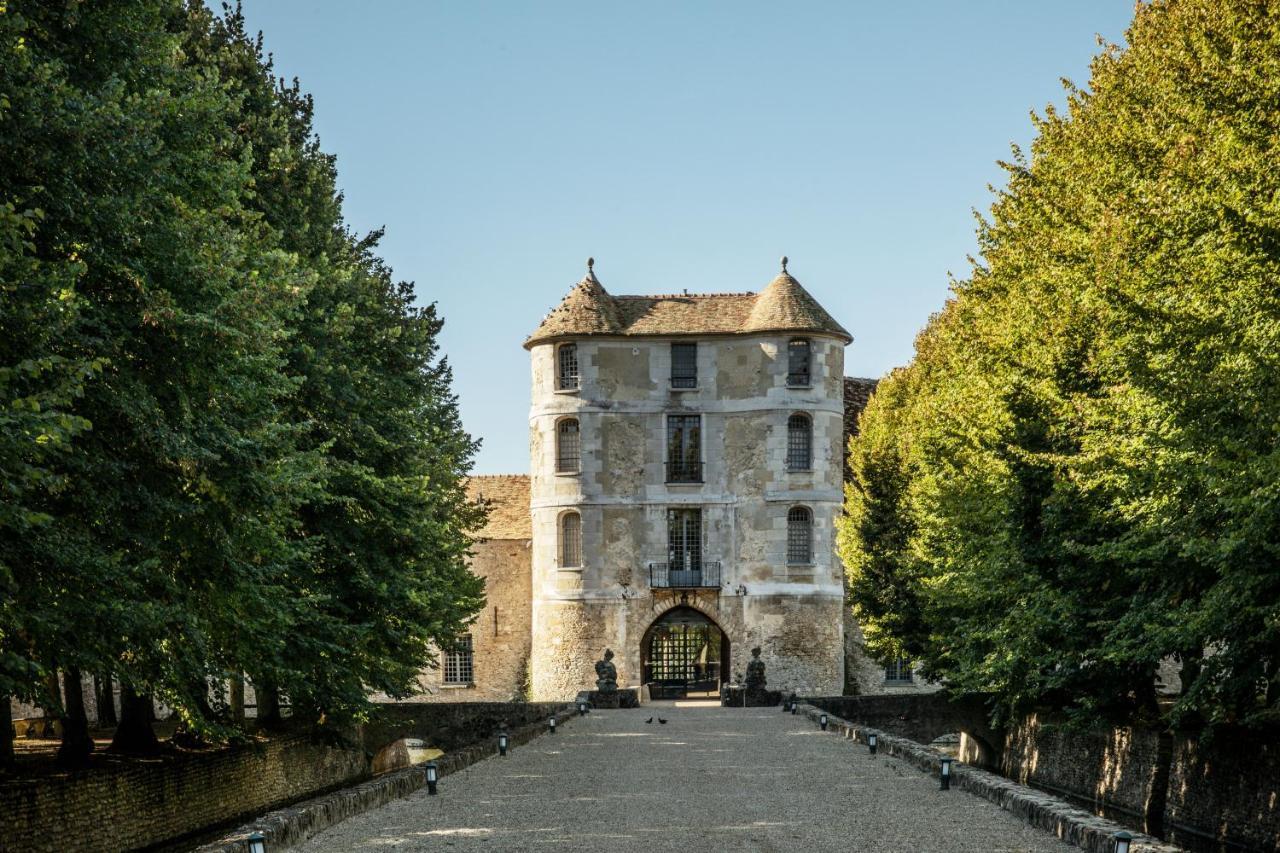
[235,1,1134,474]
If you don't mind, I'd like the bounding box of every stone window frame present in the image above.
[443,634,475,685]
[786,505,814,566]
[670,341,698,390]
[786,412,813,472]
[786,338,812,388]
[664,412,704,484]
[559,510,583,568]
[555,416,581,475]
[556,342,580,392]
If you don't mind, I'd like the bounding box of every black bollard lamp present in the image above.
[1114,831,1133,853]
[425,760,439,795]
[868,732,878,755]
[940,757,952,790]
[498,731,509,756]
[247,831,266,853]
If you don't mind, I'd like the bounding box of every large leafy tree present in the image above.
[840,0,1280,732]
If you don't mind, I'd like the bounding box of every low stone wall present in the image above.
[1,701,578,853]
[0,734,368,853]
[795,704,1181,853]
[197,704,576,852]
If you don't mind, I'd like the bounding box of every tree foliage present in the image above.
[839,0,1280,732]
[0,0,484,763]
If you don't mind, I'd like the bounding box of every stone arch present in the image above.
[640,605,731,700]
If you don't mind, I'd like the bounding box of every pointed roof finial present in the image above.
[780,255,789,274]
[587,257,595,275]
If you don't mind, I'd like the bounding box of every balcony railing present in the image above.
[786,372,811,387]
[649,561,721,589]
[665,460,704,483]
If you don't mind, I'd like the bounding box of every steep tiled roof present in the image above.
[525,262,851,347]
[465,475,531,540]
[843,377,879,482]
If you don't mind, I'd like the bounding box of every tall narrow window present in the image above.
[787,413,812,471]
[787,338,811,387]
[556,418,580,473]
[671,342,698,388]
[443,634,474,685]
[787,506,812,565]
[560,512,582,567]
[667,508,702,572]
[666,415,702,482]
[884,657,914,683]
[558,343,579,390]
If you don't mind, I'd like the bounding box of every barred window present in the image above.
[443,634,474,685]
[667,508,702,571]
[556,418,580,473]
[666,414,702,482]
[558,343,579,390]
[786,413,812,471]
[671,342,698,388]
[560,512,582,567]
[884,657,914,683]
[787,338,811,387]
[786,506,812,565]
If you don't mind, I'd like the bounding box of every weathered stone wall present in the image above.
[528,333,848,700]
[398,537,532,702]
[0,734,369,853]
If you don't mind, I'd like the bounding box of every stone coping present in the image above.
[795,704,1183,853]
[195,704,576,852]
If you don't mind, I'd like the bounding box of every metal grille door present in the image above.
[643,609,723,699]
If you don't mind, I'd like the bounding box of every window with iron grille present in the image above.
[560,512,582,567]
[787,506,812,564]
[787,338,811,387]
[556,418,580,473]
[557,343,579,390]
[884,657,914,683]
[666,415,702,482]
[667,508,702,571]
[443,634,474,684]
[787,413,812,471]
[671,342,698,388]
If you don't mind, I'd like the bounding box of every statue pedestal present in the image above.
[590,690,621,709]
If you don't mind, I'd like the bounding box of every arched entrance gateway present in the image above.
[641,607,730,699]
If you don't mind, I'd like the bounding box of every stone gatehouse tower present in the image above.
[524,258,851,699]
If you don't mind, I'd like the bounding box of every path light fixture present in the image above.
[425,761,440,795]
[247,831,266,853]
[940,757,953,790]
[868,733,878,756]
[578,701,587,716]
[498,731,509,756]
[549,715,557,734]
[820,713,828,731]
[791,702,798,715]
[1113,831,1133,853]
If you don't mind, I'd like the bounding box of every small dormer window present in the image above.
[787,339,811,387]
[558,343,579,390]
[671,342,697,389]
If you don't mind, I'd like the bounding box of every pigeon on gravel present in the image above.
[658,718,668,725]
[645,717,653,724]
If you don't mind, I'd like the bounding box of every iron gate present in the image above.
[642,608,724,699]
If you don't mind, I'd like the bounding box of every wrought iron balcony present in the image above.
[786,372,811,387]
[649,561,721,589]
[665,460,704,483]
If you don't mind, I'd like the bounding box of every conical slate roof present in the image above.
[525,260,851,348]
[744,272,851,341]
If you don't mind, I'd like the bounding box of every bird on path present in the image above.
[645,717,653,724]
[658,718,668,725]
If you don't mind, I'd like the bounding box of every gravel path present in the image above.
[299,702,1074,852]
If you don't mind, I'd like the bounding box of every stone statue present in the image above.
[745,646,767,694]
[595,648,618,695]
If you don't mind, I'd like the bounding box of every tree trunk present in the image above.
[257,681,282,728]
[229,675,245,723]
[1,694,14,773]
[95,675,117,727]
[109,686,160,755]
[55,667,94,768]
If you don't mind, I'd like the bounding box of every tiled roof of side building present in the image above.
[525,260,852,348]
[465,475,531,540]
[842,376,879,482]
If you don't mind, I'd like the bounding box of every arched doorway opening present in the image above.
[641,607,729,700]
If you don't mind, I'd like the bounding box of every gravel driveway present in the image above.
[298,702,1073,852]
